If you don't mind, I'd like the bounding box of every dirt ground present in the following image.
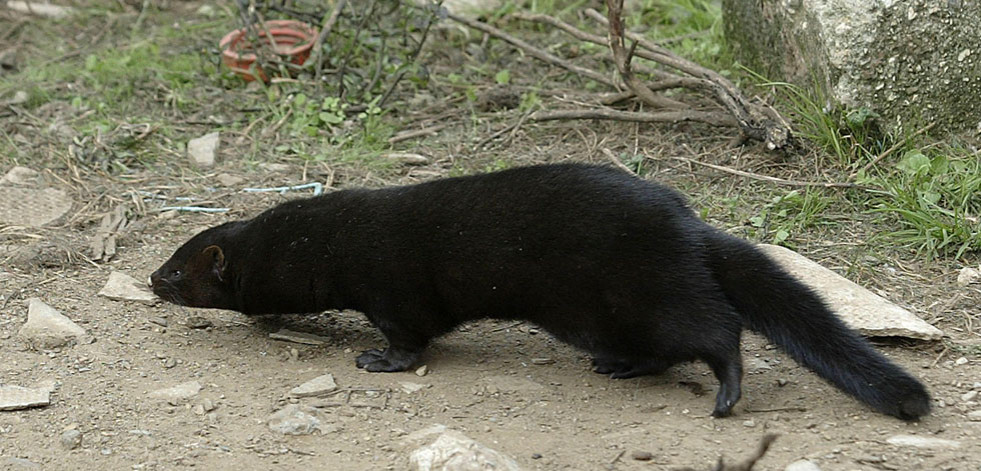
[2,2,981,470]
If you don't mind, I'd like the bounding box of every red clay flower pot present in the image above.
[219,20,318,82]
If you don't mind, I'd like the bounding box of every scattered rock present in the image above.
[269,328,327,345]
[400,381,429,394]
[289,373,338,398]
[1,166,39,185]
[961,390,978,402]
[17,298,88,349]
[967,410,981,422]
[630,451,653,461]
[187,132,220,168]
[384,152,430,165]
[6,0,74,18]
[785,460,822,471]
[0,187,72,227]
[149,381,202,405]
[0,384,52,411]
[758,244,943,340]
[186,316,213,329]
[216,173,244,187]
[0,91,29,107]
[415,365,429,377]
[408,429,521,471]
[742,419,756,428]
[886,434,961,449]
[98,271,158,304]
[957,266,981,286]
[955,357,969,366]
[746,357,774,373]
[530,358,555,365]
[267,404,325,435]
[164,358,177,369]
[60,429,82,450]
[777,378,789,387]
[148,317,168,327]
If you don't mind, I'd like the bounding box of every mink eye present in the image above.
[171,269,182,278]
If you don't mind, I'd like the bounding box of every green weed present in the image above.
[747,189,833,246]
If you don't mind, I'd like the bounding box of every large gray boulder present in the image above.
[723,0,981,137]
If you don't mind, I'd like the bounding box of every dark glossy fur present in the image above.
[150,164,930,420]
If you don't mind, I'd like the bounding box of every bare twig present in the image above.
[388,123,450,144]
[605,0,685,109]
[446,11,618,88]
[312,0,347,90]
[530,109,737,127]
[587,7,793,150]
[601,148,634,174]
[854,121,936,177]
[673,154,869,190]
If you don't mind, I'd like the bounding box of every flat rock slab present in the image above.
[886,434,961,449]
[149,381,202,405]
[187,132,219,168]
[0,384,52,411]
[1,166,40,186]
[18,298,88,349]
[267,404,326,435]
[409,429,521,471]
[99,271,158,304]
[289,373,338,397]
[269,329,328,345]
[0,187,72,227]
[759,244,943,340]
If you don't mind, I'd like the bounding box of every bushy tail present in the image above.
[703,230,931,420]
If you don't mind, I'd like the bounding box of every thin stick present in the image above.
[674,155,869,190]
[446,11,618,88]
[601,148,634,174]
[605,0,685,109]
[530,108,737,127]
[312,0,347,90]
[854,122,936,177]
[388,123,450,144]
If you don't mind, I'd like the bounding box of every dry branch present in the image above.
[590,4,793,150]
[531,109,736,127]
[604,0,684,110]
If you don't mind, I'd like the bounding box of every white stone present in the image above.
[98,271,158,304]
[409,429,521,471]
[967,410,981,422]
[17,298,88,349]
[384,152,430,165]
[400,381,430,394]
[886,434,961,449]
[957,266,980,286]
[149,381,202,405]
[1,166,39,185]
[6,0,74,18]
[0,384,51,411]
[187,132,220,168]
[758,244,943,340]
[267,404,325,435]
[0,187,72,227]
[289,373,338,397]
[785,460,822,471]
[961,390,978,402]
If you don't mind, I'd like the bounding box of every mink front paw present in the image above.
[355,348,418,372]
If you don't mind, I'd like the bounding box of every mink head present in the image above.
[150,222,242,310]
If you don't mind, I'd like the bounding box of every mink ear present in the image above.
[202,245,226,281]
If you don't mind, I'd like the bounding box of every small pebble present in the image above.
[530,358,555,365]
[531,453,542,460]
[955,357,968,366]
[415,365,428,377]
[777,378,789,387]
[967,410,981,422]
[164,358,177,369]
[60,429,82,450]
[630,451,653,461]
[742,419,756,428]
[148,317,168,327]
[961,390,978,402]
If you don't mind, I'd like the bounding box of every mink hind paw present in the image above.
[355,347,418,372]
